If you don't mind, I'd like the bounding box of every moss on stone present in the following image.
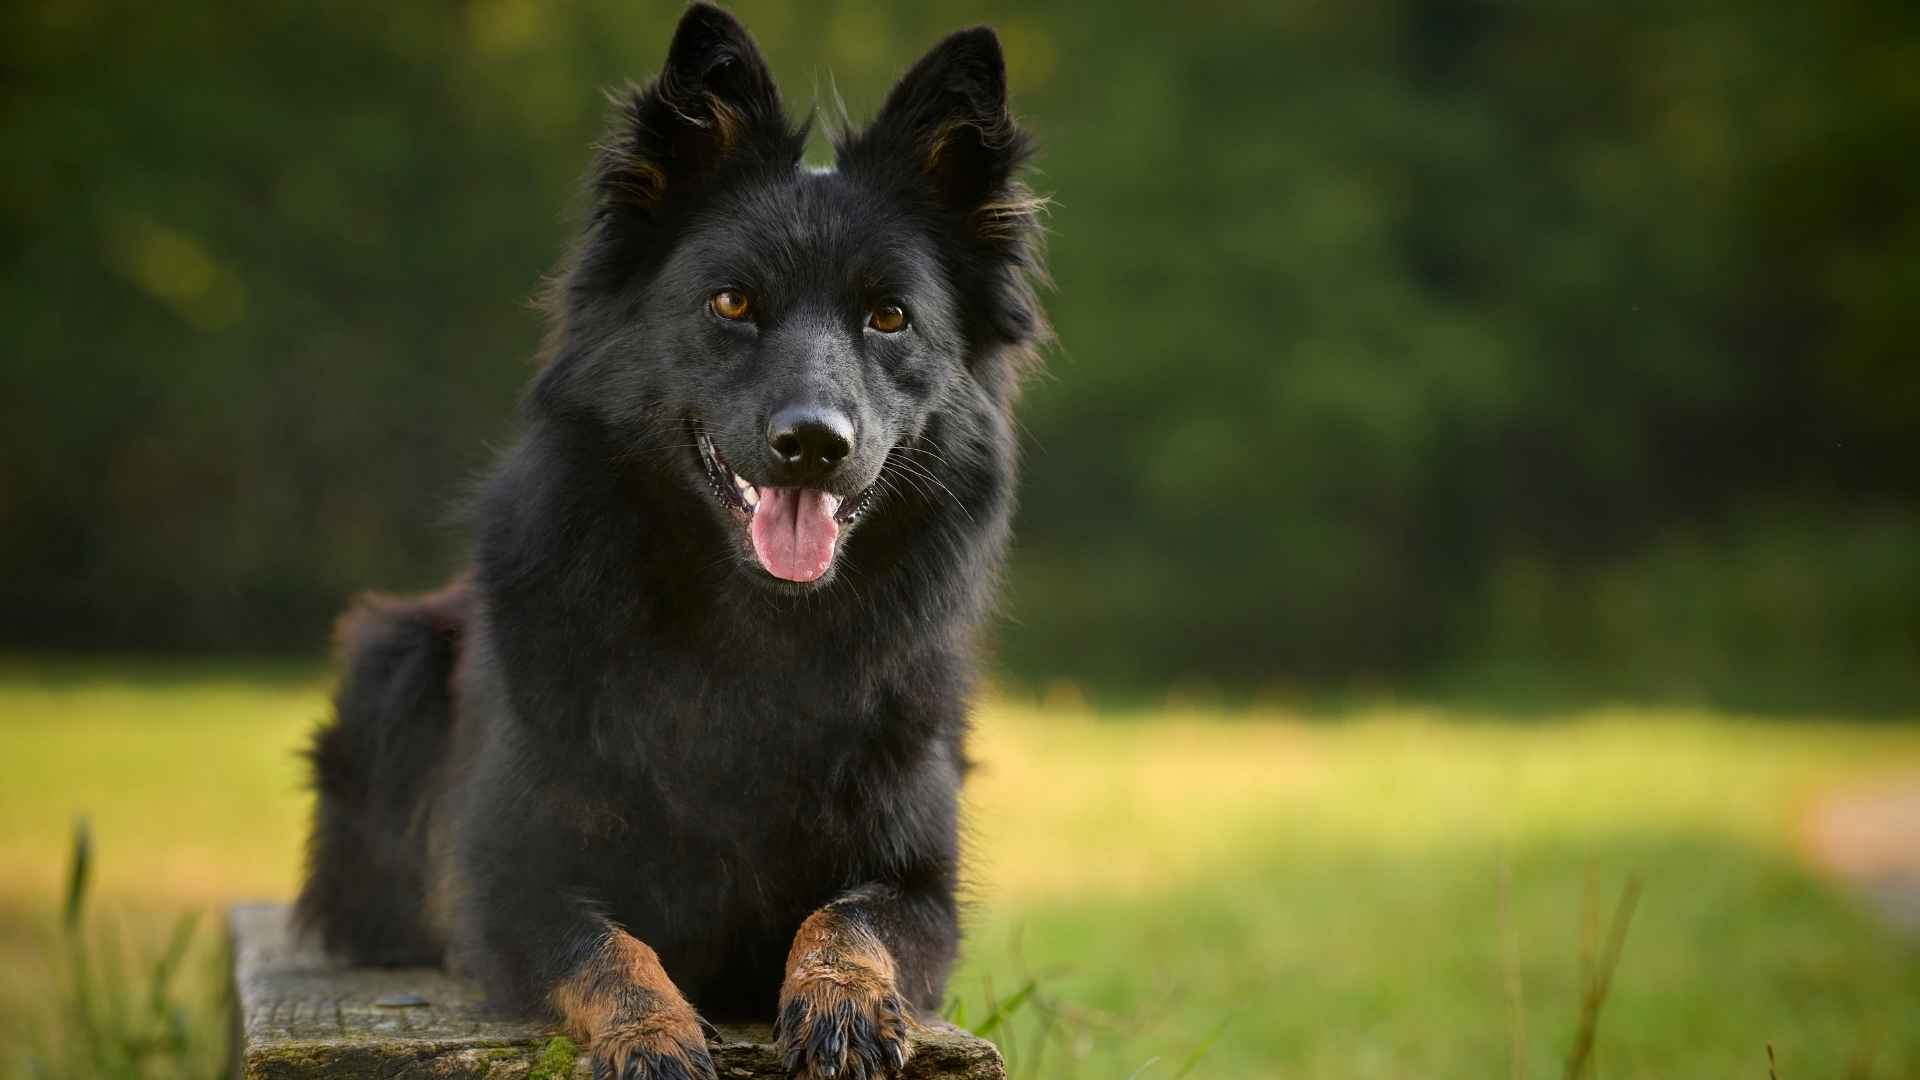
[528,1036,579,1080]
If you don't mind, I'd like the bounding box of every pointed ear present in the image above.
[841,27,1034,224]
[595,4,797,212]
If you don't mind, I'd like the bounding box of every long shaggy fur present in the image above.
[296,6,1046,1077]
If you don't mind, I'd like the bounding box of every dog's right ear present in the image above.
[593,4,796,212]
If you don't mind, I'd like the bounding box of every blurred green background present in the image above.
[4,2,1920,1078]
[5,0,1915,709]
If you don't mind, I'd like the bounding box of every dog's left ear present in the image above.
[841,27,1034,232]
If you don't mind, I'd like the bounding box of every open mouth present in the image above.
[696,429,874,584]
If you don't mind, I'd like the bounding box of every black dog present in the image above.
[295,6,1047,1079]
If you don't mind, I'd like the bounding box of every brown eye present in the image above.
[867,303,907,334]
[709,289,751,321]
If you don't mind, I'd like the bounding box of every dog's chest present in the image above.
[600,705,897,865]
[593,745,898,982]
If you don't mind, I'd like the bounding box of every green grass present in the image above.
[2,665,1917,1078]
[19,821,227,1080]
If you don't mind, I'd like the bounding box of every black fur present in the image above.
[301,583,468,966]
[295,2,1047,1065]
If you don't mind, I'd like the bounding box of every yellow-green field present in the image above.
[2,666,1917,1078]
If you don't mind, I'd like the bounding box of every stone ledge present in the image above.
[228,904,1004,1079]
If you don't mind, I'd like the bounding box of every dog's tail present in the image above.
[294,577,470,965]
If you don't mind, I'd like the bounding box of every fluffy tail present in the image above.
[294,579,470,965]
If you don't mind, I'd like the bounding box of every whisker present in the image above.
[894,436,956,467]
[888,456,975,524]
[873,469,921,517]
[891,444,950,464]
[878,460,935,507]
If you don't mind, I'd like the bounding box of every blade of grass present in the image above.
[1843,1023,1882,1080]
[147,911,199,1017]
[974,978,1038,1038]
[99,912,135,1069]
[1499,854,1527,1080]
[62,818,92,934]
[975,975,1016,1076]
[1564,875,1642,1080]
[60,822,103,1073]
[1023,995,1059,1080]
[1169,1016,1231,1079]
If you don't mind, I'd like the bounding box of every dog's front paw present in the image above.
[589,1003,717,1080]
[774,956,911,1079]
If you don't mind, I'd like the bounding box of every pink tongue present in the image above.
[749,488,841,582]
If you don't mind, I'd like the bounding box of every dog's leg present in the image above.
[552,923,717,1080]
[774,884,956,1080]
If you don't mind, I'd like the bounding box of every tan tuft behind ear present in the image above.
[707,93,745,153]
[975,182,1050,244]
[602,157,668,209]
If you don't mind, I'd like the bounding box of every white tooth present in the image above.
[742,486,759,507]
[733,473,749,492]
[821,493,843,515]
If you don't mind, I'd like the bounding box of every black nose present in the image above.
[766,404,853,481]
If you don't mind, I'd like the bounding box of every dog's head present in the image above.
[534,4,1046,591]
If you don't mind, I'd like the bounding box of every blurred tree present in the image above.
[1,0,1914,709]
